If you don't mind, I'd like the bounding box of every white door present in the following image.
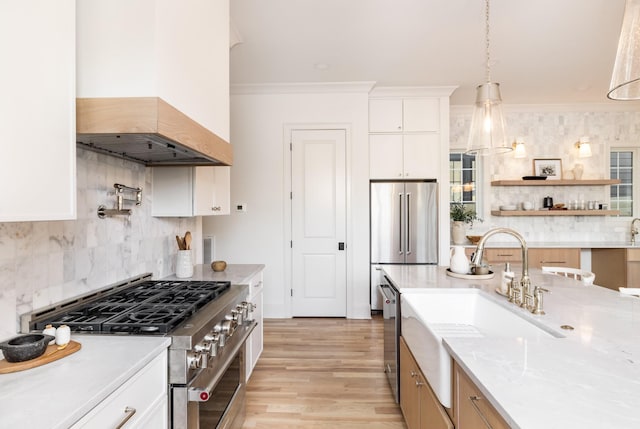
[291,129,347,317]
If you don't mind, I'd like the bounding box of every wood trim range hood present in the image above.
[76,97,233,166]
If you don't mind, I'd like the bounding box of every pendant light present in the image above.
[466,0,512,155]
[608,0,640,100]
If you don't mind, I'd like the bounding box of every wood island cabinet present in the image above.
[453,361,509,429]
[400,337,453,429]
[591,248,640,291]
[464,247,580,269]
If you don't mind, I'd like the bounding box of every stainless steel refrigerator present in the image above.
[370,180,438,310]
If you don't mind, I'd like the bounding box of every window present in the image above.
[449,152,478,212]
[610,150,634,216]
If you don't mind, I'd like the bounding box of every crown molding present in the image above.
[231,81,376,95]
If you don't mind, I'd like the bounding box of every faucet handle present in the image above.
[532,286,549,315]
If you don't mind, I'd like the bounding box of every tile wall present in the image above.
[0,148,196,340]
[450,107,640,243]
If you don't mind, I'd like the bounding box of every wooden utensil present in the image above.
[176,235,185,250]
[184,231,192,250]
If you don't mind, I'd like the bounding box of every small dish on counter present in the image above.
[499,205,517,211]
[466,235,482,244]
[445,268,495,280]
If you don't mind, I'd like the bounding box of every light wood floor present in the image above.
[243,317,407,429]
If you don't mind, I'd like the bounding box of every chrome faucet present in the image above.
[472,227,530,285]
[631,218,640,244]
[472,227,533,307]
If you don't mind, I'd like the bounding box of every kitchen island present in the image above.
[0,335,170,428]
[384,265,640,429]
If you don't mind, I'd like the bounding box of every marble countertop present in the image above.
[161,263,265,284]
[456,241,640,249]
[0,335,170,429]
[383,265,640,429]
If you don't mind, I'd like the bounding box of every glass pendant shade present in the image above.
[608,0,640,100]
[466,82,511,155]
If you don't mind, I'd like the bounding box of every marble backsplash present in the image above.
[0,148,197,341]
[450,106,640,243]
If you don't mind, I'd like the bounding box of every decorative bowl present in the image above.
[0,334,55,362]
[466,235,482,244]
[211,260,227,272]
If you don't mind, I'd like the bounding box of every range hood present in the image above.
[76,97,233,166]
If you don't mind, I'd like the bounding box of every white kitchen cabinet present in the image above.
[0,0,76,221]
[369,98,440,133]
[152,166,230,217]
[71,351,168,429]
[77,0,230,142]
[246,269,264,380]
[370,134,440,179]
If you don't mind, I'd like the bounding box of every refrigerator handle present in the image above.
[406,192,411,255]
[398,193,403,255]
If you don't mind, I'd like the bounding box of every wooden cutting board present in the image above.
[0,340,81,374]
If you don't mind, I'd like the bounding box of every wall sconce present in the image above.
[575,136,592,158]
[511,138,526,158]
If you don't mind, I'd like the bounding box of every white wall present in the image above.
[203,83,372,318]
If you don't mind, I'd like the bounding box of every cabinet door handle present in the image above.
[211,206,221,211]
[468,396,494,429]
[115,406,137,429]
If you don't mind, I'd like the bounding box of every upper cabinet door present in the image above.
[76,0,230,142]
[369,99,403,132]
[369,98,440,133]
[0,0,76,221]
[402,98,440,132]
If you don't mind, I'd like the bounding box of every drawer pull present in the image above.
[115,406,136,429]
[468,395,494,429]
[497,253,515,257]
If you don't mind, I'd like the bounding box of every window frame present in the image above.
[449,151,482,214]
[610,147,640,218]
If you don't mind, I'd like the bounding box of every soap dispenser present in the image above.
[501,262,514,294]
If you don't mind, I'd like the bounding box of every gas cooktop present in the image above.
[31,280,231,334]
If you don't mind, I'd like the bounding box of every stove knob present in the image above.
[187,351,204,369]
[229,309,243,325]
[221,319,236,336]
[194,341,212,355]
[203,333,220,356]
[242,301,257,313]
[236,304,250,321]
[212,324,227,347]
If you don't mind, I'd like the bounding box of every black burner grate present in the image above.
[33,280,231,334]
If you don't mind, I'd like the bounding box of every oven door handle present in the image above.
[188,320,257,402]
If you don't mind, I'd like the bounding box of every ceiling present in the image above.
[230,0,637,106]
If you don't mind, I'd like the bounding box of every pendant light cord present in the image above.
[485,0,491,84]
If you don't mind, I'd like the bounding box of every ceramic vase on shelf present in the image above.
[451,221,467,245]
[573,163,584,180]
[176,250,194,278]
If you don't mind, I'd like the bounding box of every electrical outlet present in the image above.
[235,203,247,212]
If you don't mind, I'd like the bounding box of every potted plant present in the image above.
[450,202,482,244]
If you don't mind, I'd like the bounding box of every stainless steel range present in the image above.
[20,273,257,429]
